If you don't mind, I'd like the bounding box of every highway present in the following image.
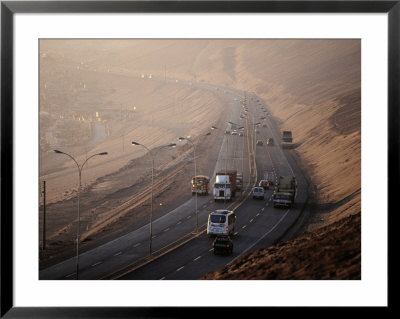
[39,74,307,280]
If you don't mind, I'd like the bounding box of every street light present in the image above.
[131,141,176,257]
[178,130,213,233]
[53,149,108,280]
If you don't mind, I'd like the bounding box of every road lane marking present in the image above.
[209,248,214,252]
[164,228,170,232]
[133,243,141,247]
[177,221,182,225]
[114,251,122,256]
[91,261,103,267]
[160,277,166,280]
[65,273,75,278]
[234,232,239,236]
[176,266,185,272]
[187,215,192,219]
[242,225,247,229]
[194,256,201,261]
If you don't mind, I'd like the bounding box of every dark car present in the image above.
[212,236,233,255]
[259,180,270,190]
[266,138,274,146]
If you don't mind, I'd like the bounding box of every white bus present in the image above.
[207,210,236,237]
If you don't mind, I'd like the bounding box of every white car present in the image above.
[231,130,238,135]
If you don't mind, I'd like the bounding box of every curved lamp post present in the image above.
[132,142,176,257]
[54,149,108,280]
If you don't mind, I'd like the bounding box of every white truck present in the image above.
[213,170,237,201]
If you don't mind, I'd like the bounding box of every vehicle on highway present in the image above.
[273,176,296,208]
[207,210,236,236]
[264,171,275,185]
[239,132,244,136]
[281,130,293,148]
[258,180,270,190]
[256,140,263,146]
[214,170,237,201]
[266,137,274,146]
[231,130,238,135]
[191,175,210,195]
[262,124,267,127]
[212,236,233,255]
[225,130,231,134]
[252,186,265,199]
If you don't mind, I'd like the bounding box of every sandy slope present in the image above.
[39,40,361,279]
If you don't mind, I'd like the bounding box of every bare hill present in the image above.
[40,40,361,279]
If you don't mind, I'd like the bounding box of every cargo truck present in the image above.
[213,170,237,201]
[281,131,293,148]
[273,175,296,208]
[191,175,210,195]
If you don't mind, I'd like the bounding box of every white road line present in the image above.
[91,261,103,267]
[176,266,185,272]
[256,213,260,217]
[152,235,157,238]
[209,248,214,252]
[164,228,170,232]
[194,256,202,261]
[187,215,192,219]
[160,277,166,280]
[234,232,239,236]
[177,221,182,225]
[133,243,141,247]
[242,225,247,229]
[261,208,265,211]
[65,273,75,278]
[114,251,122,256]
[250,218,254,223]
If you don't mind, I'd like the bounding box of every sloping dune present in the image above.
[40,39,361,278]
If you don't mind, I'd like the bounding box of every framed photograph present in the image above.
[1,0,396,317]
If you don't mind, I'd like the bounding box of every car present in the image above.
[212,236,233,255]
[225,130,231,134]
[252,186,265,199]
[266,138,274,146]
[256,140,263,146]
[231,130,238,135]
[262,124,267,128]
[239,132,244,136]
[259,180,270,190]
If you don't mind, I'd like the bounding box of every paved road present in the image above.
[39,74,307,280]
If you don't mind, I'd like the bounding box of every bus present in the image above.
[207,209,236,236]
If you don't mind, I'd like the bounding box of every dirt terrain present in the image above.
[39,39,361,279]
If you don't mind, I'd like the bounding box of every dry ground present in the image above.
[39,40,361,279]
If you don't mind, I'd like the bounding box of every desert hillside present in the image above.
[40,39,361,278]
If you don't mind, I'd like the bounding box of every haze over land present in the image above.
[40,39,360,279]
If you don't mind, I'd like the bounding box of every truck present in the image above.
[213,170,237,201]
[191,175,210,195]
[273,175,296,208]
[281,130,293,148]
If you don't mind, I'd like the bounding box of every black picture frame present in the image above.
[1,0,396,317]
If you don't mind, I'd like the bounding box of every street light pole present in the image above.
[132,142,176,257]
[54,150,108,279]
[179,129,214,233]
